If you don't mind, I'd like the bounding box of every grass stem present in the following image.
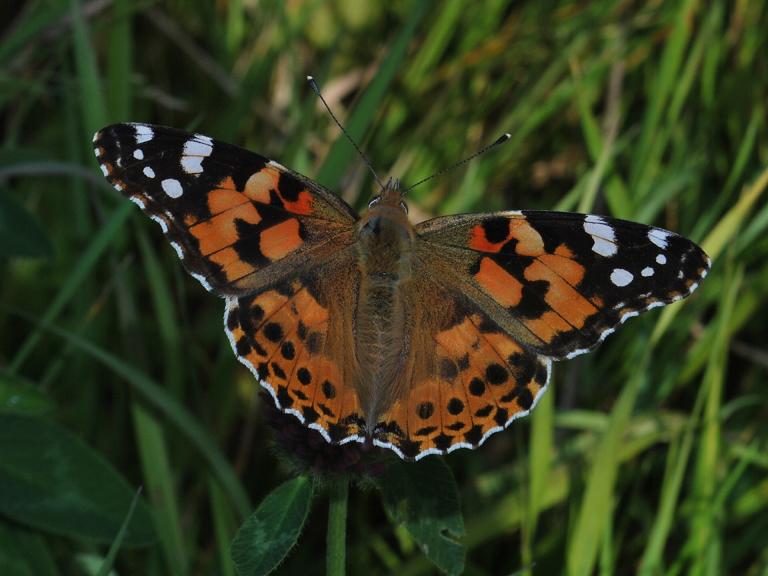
[327,477,349,576]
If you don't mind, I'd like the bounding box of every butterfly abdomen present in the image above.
[354,206,416,425]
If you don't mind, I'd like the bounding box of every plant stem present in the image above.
[326,477,349,576]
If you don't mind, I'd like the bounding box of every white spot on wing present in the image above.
[592,237,618,257]
[170,242,184,260]
[161,178,183,198]
[143,166,155,179]
[133,149,144,160]
[610,268,634,287]
[656,254,667,265]
[641,266,654,277]
[130,196,146,209]
[584,215,618,257]
[648,228,670,249]
[100,164,109,177]
[181,136,213,175]
[134,124,154,144]
[184,137,213,157]
[181,156,204,174]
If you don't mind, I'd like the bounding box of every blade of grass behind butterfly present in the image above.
[566,348,650,576]
[628,0,697,199]
[106,0,132,121]
[95,487,143,576]
[521,374,555,575]
[401,0,466,92]
[637,355,708,573]
[116,268,189,575]
[634,4,716,211]
[215,0,290,141]
[63,0,107,437]
[686,265,741,575]
[570,51,631,218]
[692,108,763,242]
[6,197,132,375]
[209,476,237,576]
[314,0,433,195]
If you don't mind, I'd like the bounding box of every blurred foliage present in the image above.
[1,0,767,574]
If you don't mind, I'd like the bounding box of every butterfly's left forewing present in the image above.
[417,210,710,360]
[94,123,358,296]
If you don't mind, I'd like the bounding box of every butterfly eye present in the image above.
[368,197,381,209]
[399,201,409,213]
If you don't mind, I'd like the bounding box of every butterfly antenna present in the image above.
[402,132,511,195]
[307,76,385,190]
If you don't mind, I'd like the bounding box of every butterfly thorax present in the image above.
[354,188,415,426]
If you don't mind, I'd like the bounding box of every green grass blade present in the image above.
[95,487,143,576]
[8,201,133,374]
[315,0,433,192]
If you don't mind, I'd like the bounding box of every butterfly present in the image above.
[93,122,710,460]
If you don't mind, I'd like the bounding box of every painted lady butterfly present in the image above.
[93,123,710,460]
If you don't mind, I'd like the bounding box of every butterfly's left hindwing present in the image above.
[417,210,710,360]
[94,123,358,296]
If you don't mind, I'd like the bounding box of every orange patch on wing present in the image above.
[475,257,523,307]
[291,289,329,325]
[209,247,256,282]
[189,202,262,255]
[554,243,574,258]
[469,225,508,252]
[260,219,303,261]
[537,253,586,286]
[253,289,290,316]
[281,189,313,215]
[406,380,442,439]
[245,167,280,203]
[208,189,248,215]
[435,317,478,357]
[483,329,526,359]
[216,176,238,191]
[524,310,572,342]
[510,221,545,256]
[524,260,596,328]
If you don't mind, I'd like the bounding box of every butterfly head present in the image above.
[358,177,414,253]
[366,177,408,213]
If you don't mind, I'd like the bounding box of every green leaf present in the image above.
[0,520,59,576]
[231,476,313,576]
[380,459,465,576]
[0,193,53,258]
[0,380,54,416]
[0,414,155,546]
